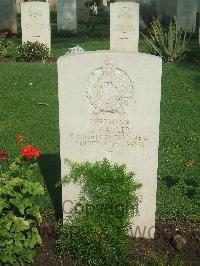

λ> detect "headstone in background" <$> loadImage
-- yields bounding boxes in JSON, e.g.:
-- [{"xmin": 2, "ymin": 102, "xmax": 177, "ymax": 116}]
[
  {"xmin": 0, "ymin": 0, "xmax": 17, "ymax": 34},
  {"xmin": 77, "ymin": 0, "xmax": 90, "ymax": 23},
  {"xmin": 103, "ymin": 0, "xmax": 108, "ymax": 7},
  {"xmin": 133, "ymin": 0, "xmax": 198, "ymax": 32},
  {"xmin": 16, "ymin": 0, "xmax": 24, "ymax": 14},
  {"xmin": 177, "ymin": 0, "xmax": 197, "ymax": 33},
  {"xmin": 57, "ymin": 0, "xmax": 77, "ymax": 31},
  {"xmin": 110, "ymin": 2, "xmax": 139, "ymax": 52},
  {"xmin": 58, "ymin": 51, "xmax": 162, "ymax": 239},
  {"xmin": 21, "ymin": 2, "xmax": 51, "ymax": 50},
  {"xmin": 48, "ymin": 0, "xmax": 57, "ymax": 12}
]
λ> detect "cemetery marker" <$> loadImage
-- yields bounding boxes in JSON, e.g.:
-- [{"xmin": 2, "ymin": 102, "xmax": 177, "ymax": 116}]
[
  {"xmin": 58, "ymin": 2, "xmax": 162, "ymax": 239},
  {"xmin": 21, "ymin": 2, "xmax": 51, "ymax": 49},
  {"xmin": 110, "ymin": 2, "xmax": 139, "ymax": 52}
]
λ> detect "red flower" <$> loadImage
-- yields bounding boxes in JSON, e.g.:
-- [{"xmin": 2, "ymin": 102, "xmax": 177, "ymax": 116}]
[
  {"xmin": 2, "ymin": 31, "xmax": 9, "ymax": 37},
  {"xmin": 0, "ymin": 149, "xmax": 8, "ymax": 162},
  {"xmin": 16, "ymin": 133, "xmax": 25, "ymax": 142},
  {"xmin": 21, "ymin": 145, "xmax": 40, "ymax": 159},
  {"xmin": 12, "ymin": 35, "xmax": 16, "ymax": 40}
]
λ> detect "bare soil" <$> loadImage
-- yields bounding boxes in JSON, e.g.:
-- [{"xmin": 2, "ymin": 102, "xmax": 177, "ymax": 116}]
[
  {"xmin": 32, "ymin": 218, "xmax": 200, "ymax": 266},
  {"xmin": 131, "ymin": 220, "xmax": 200, "ymax": 265}
]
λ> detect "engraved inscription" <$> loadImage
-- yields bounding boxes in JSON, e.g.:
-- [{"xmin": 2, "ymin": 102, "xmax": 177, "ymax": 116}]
[
  {"xmin": 119, "ymin": 6, "xmax": 133, "ymax": 19},
  {"xmin": 120, "ymin": 32, "xmax": 129, "ymax": 49},
  {"xmin": 70, "ymin": 63, "xmax": 146, "ymax": 149},
  {"xmin": 86, "ymin": 63, "xmax": 133, "ymax": 113},
  {"xmin": 117, "ymin": 7, "xmax": 135, "ymax": 31},
  {"xmin": 69, "ymin": 114, "xmax": 147, "ymax": 147},
  {"xmin": 63, "ymin": 18, "xmax": 74, "ymax": 28},
  {"xmin": 29, "ymin": 6, "xmax": 42, "ymax": 18}
]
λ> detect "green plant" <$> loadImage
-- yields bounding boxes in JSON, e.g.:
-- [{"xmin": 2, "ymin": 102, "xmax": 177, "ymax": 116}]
[
  {"xmin": 142, "ymin": 18, "xmax": 188, "ymax": 62},
  {"xmin": 16, "ymin": 41, "xmax": 50, "ymax": 62},
  {"xmin": 57, "ymin": 159, "xmax": 141, "ymax": 265},
  {"xmin": 0, "ymin": 148, "xmax": 44, "ymax": 265},
  {"xmin": 0, "ymin": 32, "xmax": 13, "ymax": 58}
]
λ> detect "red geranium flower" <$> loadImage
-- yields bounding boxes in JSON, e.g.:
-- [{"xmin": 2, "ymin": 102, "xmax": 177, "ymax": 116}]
[
  {"xmin": 2, "ymin": 31, "xmax": 9, "ymax": 37},
  {"xmin": 0, "ymin": 148, "xmax": 8, "ymax": 162},
  {"xmin": 16, "ymin": 133, "xmax": 25, "ymax": 142},
  {"xmin": 21, "ymin": 145, "xmax": 40, "ymax": 159}
]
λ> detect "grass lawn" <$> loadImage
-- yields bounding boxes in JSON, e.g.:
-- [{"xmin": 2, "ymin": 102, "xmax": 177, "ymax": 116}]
[{"xmin": 0, "ymin": 38, "xmax": 200, "ymax": 222}]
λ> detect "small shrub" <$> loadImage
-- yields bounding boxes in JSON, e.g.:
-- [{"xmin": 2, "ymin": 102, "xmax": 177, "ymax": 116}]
[
  {"xmin": 0, "ymin": 31, "xmax": 13, "ymax": 58},
  {"xmin": 0, "ymin": 145, "xmax": 44, "ymax": 265},
  {"xmin": 57, "ymin": 159, "xmax": 141, "ymax": 265},
  {"xmin": 16, "ymin": 41, "xmax": 50, "ymax": 62},
  {"xmin": 142, "ymin": 18, "xmax": 189, "ymax": 62}
]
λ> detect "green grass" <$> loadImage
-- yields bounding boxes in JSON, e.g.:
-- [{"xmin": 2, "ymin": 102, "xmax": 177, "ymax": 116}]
[
  {"xmin": 0, "ymin": 62, "xmax": 61, "ymax": 216},
  {"xmin": 0, "ymin": 39, "xmax": 200, "ymax": 221},
  {"xmin": 157, "ymin": 62, "xmax": 200, "ymax": 220},
  {"xmin": 7, "ymin": 38, "xmax": 109, "ymax": 58},
  {"xmin": 51, "ymin": 38, "xmax": 109, "ymax": 57}
]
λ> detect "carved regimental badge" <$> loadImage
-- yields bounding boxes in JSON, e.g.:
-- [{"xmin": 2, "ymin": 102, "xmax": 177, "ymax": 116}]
[
  {"xmin": 86, "ymin": 63, "xmax": 133, "ymax": 113},
  {"xmin": 119, "ymin": 7, "xmax": 133, "ymax": 19}
]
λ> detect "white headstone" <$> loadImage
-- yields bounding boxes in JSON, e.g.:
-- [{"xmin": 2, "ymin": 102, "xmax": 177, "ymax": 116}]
[
  {"xmin": 58, "ymin": 51, "xmax": 162, "ymax": 239},
  {"xmin": 77, "ymin": 0, "xmax": 89, "ymax": 23},
  {"xmin": 0, "ymin": 0, "xmax": 17, "ymax": 34},
  {"xmin": 57, "ymin": 0, "xmax": 77, "ymax": 31},
  {"xmin": 110, "ymin": 2, "xmax": 139, "ymax": 52},
  {"xmin": 21, "ymin": 2, "xmax": 51, "ymax": 50},
  {"xmin": 177, "ymin": 0, "xmax": 197, "ymax": 33}
]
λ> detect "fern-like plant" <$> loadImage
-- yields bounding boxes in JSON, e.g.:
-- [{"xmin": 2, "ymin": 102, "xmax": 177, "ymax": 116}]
[
  {"xmin": 58, "ymin": 159, "xmax": 141, "ymax": 265},
  {"xmin": 142, "ymin": 18, "xmax": 188, "ymax": 62}
]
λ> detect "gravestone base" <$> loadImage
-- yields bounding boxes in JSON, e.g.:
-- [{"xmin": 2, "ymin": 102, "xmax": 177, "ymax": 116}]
[{"xmin": 58, "ymin": 51, "xmax": 162, "ymax": 239}]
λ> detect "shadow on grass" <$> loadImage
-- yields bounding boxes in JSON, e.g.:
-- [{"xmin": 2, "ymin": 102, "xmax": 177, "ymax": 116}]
[
  {"xmin": 51, "ymin": 20, "xmax": 109, "ymax": 39},
  {"xmin": 163, "ymin": 175, "xmax": 179, "ymax": 188},
  {"xmin": 39, "ymin": 153, "xmax": 62, "ymax": 220},
  {"xmin": 184, "ymin": 38, "xmax": 200, "ymax": 64}
]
